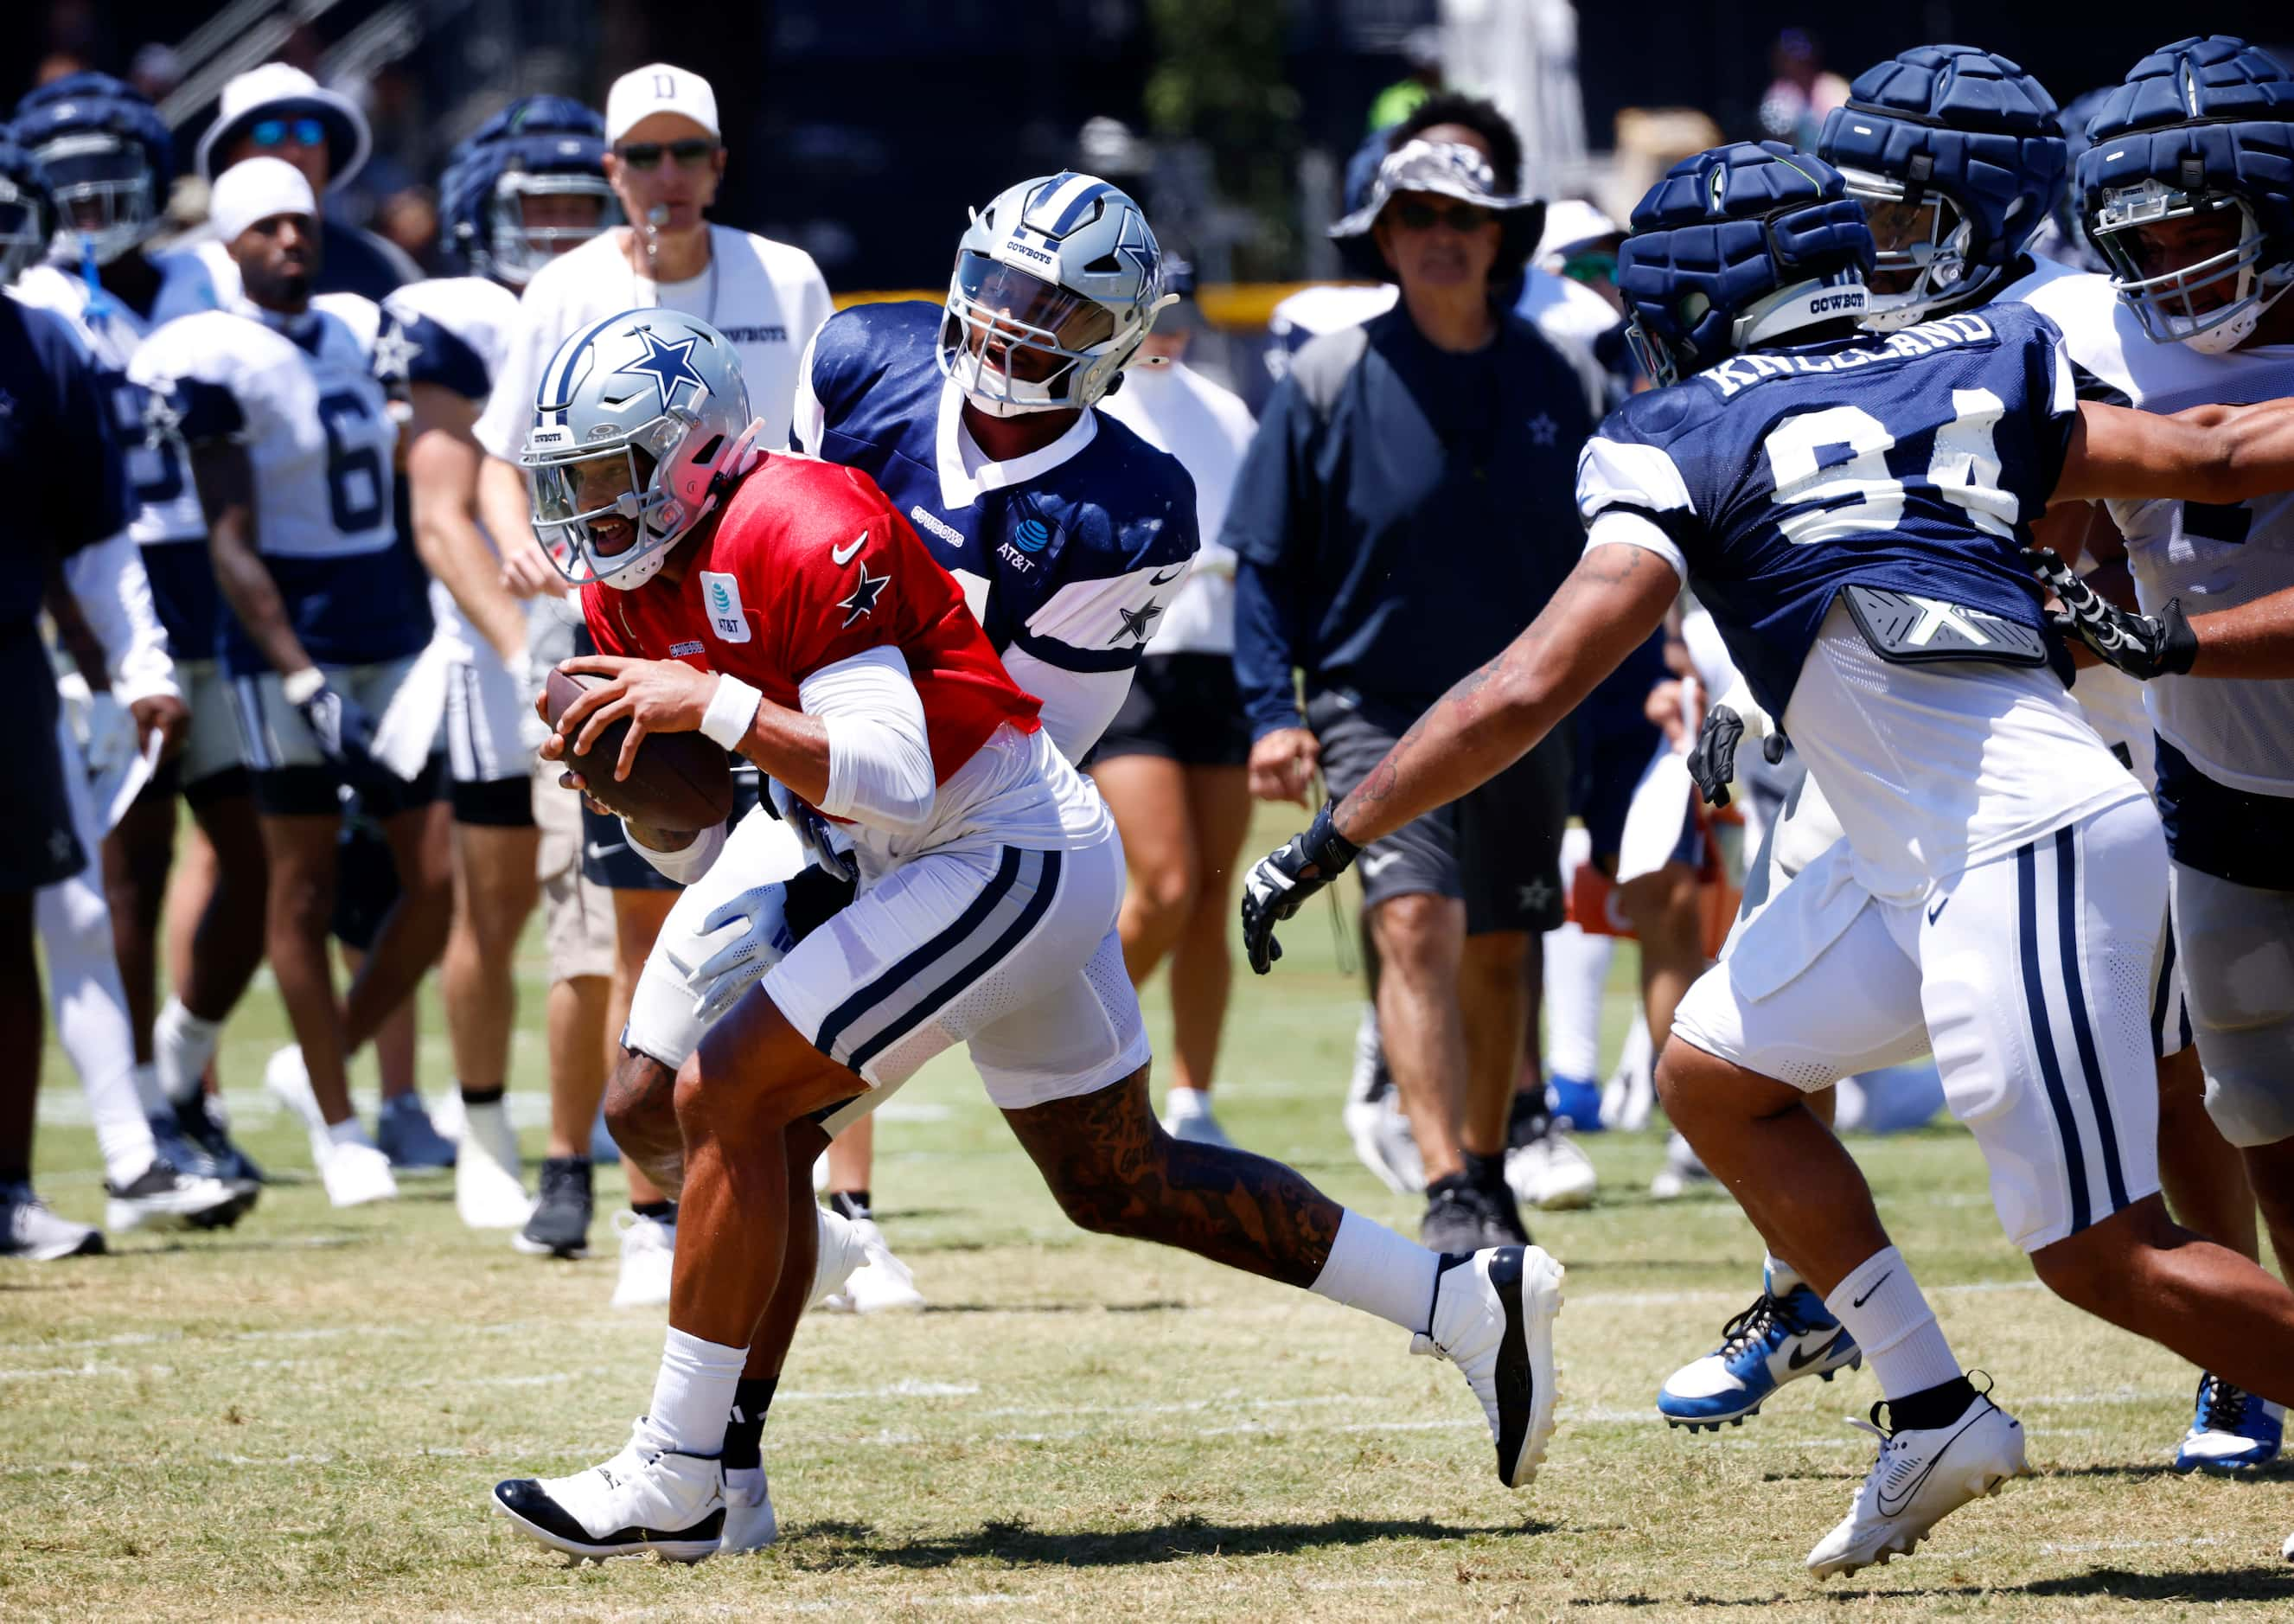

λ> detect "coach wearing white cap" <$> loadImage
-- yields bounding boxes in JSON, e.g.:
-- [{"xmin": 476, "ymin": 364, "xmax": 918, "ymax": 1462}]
[
  {"xmin": 187, "ymin": 61, "xmax": 419, "ymax": 302},
  {"xmin": 472, "ymin": 61, "xmax": 832, "ymax": 1301}
]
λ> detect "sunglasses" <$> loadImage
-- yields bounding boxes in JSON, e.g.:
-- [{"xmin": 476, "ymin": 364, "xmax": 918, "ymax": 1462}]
[
  {"xmin": 250, "ymin": 117, "xmax": 327, "ymax": 150},
  {"xmin": 1393, "ymin": 199, "xmax": 1492, "ymax": 233},
  {"xmin": 615, "ymin": 139, "xmax": 718, "ymax": 171}
]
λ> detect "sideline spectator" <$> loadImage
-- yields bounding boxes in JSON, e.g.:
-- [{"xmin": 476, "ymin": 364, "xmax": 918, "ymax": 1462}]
[{"xmin": 1230, "ymin": 100, "xmax": 1588, "ymax": 1252}]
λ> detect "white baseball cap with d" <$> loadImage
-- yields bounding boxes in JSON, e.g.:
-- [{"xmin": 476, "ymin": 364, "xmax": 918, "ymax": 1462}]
[{"xmin": 605, "ymin": 64, "xmax": 719, "ymax": 144}]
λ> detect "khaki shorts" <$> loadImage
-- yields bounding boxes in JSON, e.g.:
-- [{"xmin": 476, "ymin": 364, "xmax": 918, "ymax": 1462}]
[{"xmin": 534, "ymin": 764, "xmax": 614, "ymax": 985}]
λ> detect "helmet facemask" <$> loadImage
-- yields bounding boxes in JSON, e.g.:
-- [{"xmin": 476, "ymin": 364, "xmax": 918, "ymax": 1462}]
[
  {"xmin": 484, "ymin": 169, "xmax": 620, "ymax": 287},
  {"xmin": 1839, "ymin": 167, "xmax": 1999, "ymax": 329},
  {"xmin": 938, "ymin": 248, "xmax": 1126, "ymax": 416},
  {"xmin": 32, "ymin": 131, "xmax": 151, "ymax": 265},
  {"xmin": 525, "ymin": 416, "xmax": 700, "ymax": 591},
  {"xmin": 2092, "ymin": 177, "xmax": 2293, "ymax": 355},
  {"xmin": 0, "ymin": 174, "xmax": 50, "ymax": 284}
]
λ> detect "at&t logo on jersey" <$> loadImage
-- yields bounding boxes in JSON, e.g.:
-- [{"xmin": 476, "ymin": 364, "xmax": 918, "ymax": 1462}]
[
  {"xmin": 1013, "ymin": 517, "xmax": 1053, "ymax": 553},
  {"xmin": 699, "ymin": 570, "xmax": 752, "ymax": 643}
]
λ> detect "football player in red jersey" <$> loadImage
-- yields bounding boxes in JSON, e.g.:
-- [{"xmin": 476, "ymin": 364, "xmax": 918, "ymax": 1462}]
[{"xmin": 486, "ymin": 310, "xmax": 1562, "ymax": 1563}]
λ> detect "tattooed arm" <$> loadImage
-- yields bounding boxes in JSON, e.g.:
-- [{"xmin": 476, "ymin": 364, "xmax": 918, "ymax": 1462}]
[{"xmin": 1331, "ymin": 542, "xmax": 1679, "ymax": 846}]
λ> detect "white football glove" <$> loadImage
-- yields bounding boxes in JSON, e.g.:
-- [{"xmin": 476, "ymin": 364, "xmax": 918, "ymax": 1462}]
[{"xmin": 691, "ymin": 880, "xmax": 798, "ymax": 1028}]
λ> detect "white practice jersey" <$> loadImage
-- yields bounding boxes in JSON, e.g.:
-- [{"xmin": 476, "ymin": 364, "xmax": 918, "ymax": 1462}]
[
  {"xmin": 477, "ymin": 225, "xmax": 832, "ymax": 462},
  {"xmin": 130, "ymin": 294, "xmax": 422, "ymax": 673},
  {"xmin": 2010, "ymin": 260, "xmax": 2294, "ymax": 796},
  {"xmin": 1095, "ymin": 357, "xmax": 1255, "ymax": 656}
]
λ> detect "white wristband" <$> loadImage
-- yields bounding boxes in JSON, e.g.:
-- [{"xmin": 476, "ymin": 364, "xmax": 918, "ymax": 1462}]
[
  {"xmin": 281, "ymin": 667, "xmax": 326, "ymax": 706},
  {"xmin": 699, "ymin": 674, "xmax": 763, "ymax": 750}
]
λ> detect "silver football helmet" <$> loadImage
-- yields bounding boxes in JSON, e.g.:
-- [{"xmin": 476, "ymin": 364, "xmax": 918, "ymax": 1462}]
[
  {"xmin": 520, "ymin": 309, "xmax": 757, "ymax": 591},
  {"xmin": 938, "ymin": 171, "xmax": 1175, "ymax": 416}
]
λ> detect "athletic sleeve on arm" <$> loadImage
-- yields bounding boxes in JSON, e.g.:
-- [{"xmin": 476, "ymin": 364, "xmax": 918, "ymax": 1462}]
[
  {"xmin": 1575, "ymin": 432, "xmax": 1697, "ymax": 581},
  {"xmin": 798, "ymin": 645, "xmax": 934, "ymax": 832},
  {"xmin": 65, "ymin": 533, "xmax": 178, "ymax": 703},
  {"xmin": 1584, "ymin": 512, "xmax": 1687, "ymax": 581},
  {"xmin": 999, "ymin": 643, "xmax": 1129, "ymax": 764}
]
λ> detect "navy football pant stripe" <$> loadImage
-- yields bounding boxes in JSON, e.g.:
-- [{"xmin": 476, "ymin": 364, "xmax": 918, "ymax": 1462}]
[
  {"xmin": 2053, "ymin": 825, "xmax": 2130, "ymax": 1213},
  {"xmin": 814, "ymin": 845, "xmax": 1026, "ymax": 1059},
  {"xmin": 849, "ymin": 848, "xmax": 1064, "ymax": 1074},
  {"xmin": 2017, "ymin": 840, "xmax": 2093, "ymax": 1236}
]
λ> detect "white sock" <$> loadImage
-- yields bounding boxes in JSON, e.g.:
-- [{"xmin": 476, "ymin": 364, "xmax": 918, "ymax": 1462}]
[
  {"xmin": 131, "ymin": 1062, "xmax": 169, "ymax": 1118},
  {"xmin": 1163, "ymin": 1086, "xmax": 1212, "ymax": 1122},
  {"xmin": 156, "ymin": 998, "xmax": 223, "ymax": 1106},
  {"xmin": 1763, "ymin": 1251, "xmax": 1805, "ymax": 1298},
  {"xmin": 36, "ymin": 872, "xmax": 156, "ymax": 1185},
  {"xmin": 724, "ymin": 1465, "xmax": 768, "ymax": 1507},
  {"xmin": 1825, "ymin": 1246, "xmax": 1960, "ymax": 1401},
  {"xmin": 646, "ymin": 1327, "xmax": 747, "ymax": 1457},
  {"xmin": 462, "ymin": 1097, "xmax": 514, "ymax": 1162},
  {"xmin": 324, "ymin": 1117, "xmax": 373, "ymax": 1150},
  {"xmin": 1541, "ymin": 922, "xmax": 1611, "ymax": 1082},
  {"xmin": 810, "ymin": 1203, "xmax": 866, "ymax": 1304},
  {"xmin": 1309, "ymin": 1209, "xmax": 1442, "ymax": 1333}
]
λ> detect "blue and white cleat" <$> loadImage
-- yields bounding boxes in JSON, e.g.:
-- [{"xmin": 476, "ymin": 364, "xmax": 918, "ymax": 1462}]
[
  {"xmin": 1659, "ymin": 1280, "xmax": 1861, "ymax": 1431},
  {"xmin": 2175, "ymin": 1373, "xmax": 2284, "ymax": 1473}
]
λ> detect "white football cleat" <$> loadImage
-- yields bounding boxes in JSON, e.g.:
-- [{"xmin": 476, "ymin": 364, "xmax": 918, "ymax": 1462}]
[
  {"xmin": 610, "ymin": 1208, "xmax": 675, "ymax": 1309},
  {"xmin": 316, "ymin": 1134, "xmax": 399, "ymax": 1209},
  {"xmin": 2283, "ymin": 1528, "xmax": 2293, "ymax": 1563},
  {"xmin": 455, "ymin": 1103, "xmax": 533, "ymax": 1231},
  {"xmin": 1413, "ymin": 1245, "xmax": 1565, "ymax": 1488},
  {"xmin": 720, "ymin": 1473, "xmax": 778, "ymax": 1555},
  {"xmin": 263, "ymin": 1045, "xmax": 323, "ymax": 1133},
  {"xmin": 104, "ymin": 1160, "xmax": 248, "ymax": 1232},
  {"xmin": 0, "ymin": 1185, "xmax": 105, "ymax": 1259},
  {"xmin": 822, "ymin": 1218, "xmax": 925, "ymax": 1314},
  {"xmin": 1505, "ymin": 1131, "xmax": 1597, "ymax": 1212},
  {"xmin": 491, "ymin": 1419, "xmax": 724, "ymax": 1563},
  {"xmin": 1806, "ymin": 1392, "xmax": 2028, "ymax": 1578}
]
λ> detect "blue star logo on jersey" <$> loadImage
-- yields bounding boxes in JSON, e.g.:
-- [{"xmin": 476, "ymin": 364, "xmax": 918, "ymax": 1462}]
[
  {"xmin": 838, "ymin": 559, "xmax": 888, "ymax": 626},
  {"xmin": 611, "ymin": 325, "xmax": 708, "ymax": 412},
  {"xmin": 1111, "ymin": 599, "xmax": 1162, "ymax": 646},
  {"xmin": 138, "ymin": 387, "xmax": 182, "ymax": 448}
]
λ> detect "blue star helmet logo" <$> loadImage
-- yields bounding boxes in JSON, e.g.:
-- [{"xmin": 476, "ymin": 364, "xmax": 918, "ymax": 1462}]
[
  {"xmin": 1114, "ymin": 212, "xmax": 1157, "ymax": 297},
  {"xmin": 610, "ymin": 324, "xmax": 708, "ymax": 413}
]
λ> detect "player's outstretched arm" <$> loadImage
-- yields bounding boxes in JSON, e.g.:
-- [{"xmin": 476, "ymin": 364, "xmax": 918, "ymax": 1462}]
[
  {"xmin": 1332, "ymin": 542, "xmax": 1678, "ymax": 847},
  {"xmin": 2056, "ymin": 396, "xmax": 2294, "ymax": 507},
  {"xmin": 1241, "ymin": 540, "xmax": 1677, "ymax": 973}
]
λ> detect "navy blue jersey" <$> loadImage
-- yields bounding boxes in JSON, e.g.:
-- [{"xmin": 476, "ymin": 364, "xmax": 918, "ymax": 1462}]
[
  {"xmin": 0, "ymin": 298, "xmax": 130, "ymax": 630},
  {"xmin": 792, "ymin": 299, "xmax": 1198, "ymax": 761},
  {"xmin": 1578, "ymin": 304, "xmax": 2079, "ymax": 721}
]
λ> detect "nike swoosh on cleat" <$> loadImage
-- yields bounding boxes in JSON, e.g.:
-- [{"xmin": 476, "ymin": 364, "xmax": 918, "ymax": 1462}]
[
  {"xmin": 1851, "ymin": 1270, "xmax": 1894, "ymax": 1309},
  {"xmin": 1788, "ymin": 1333, "xmax": 1847, "ymax": 1371},
  {"xmin": 1874, "ymin": 1403, "xmax": 1990, "ymax": 1519}
]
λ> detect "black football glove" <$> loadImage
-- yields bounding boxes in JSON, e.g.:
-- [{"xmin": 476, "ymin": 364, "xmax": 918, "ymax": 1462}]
[
  {"xmin": 2024, "ymin": 546, "xmax": 2198, "ymax": 681},
  {"xmin": 294, "ymin": 680, "xmax": 385, "ymax": 777},
  {"xmin": 1686, "ymin": 705, "xmax": 1745, "ymax": 808},
  {"xmin": 1240, "ymin": 802, "xmax": 1360, "ymax": 975}
]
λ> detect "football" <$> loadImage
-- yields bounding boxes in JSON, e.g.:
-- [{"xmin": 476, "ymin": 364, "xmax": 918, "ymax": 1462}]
[{"xmin": 541, "ymin": 667, "xmax": 737, "ymax": 832}]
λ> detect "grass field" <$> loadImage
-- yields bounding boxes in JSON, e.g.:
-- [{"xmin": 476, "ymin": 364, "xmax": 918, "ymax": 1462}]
[{"xmin": 7, "ymin": 809, "xmax": 2293, "ymax": 1621}]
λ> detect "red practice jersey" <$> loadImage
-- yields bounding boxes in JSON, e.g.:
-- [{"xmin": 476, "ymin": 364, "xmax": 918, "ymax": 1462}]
[{"xmin": 583, "ymin": 453, "xmax": 1041, "ymax": 783}]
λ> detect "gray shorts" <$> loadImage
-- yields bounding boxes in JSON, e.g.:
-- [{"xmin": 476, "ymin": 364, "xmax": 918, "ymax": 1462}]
[{"xmin": 1309, "ymin": 688, "xmax": 1569, "ymax": 936}]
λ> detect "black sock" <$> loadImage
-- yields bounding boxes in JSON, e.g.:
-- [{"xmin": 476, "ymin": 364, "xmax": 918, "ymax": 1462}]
[
  {"xmin": 1462, "ymin": 1151, "xmax": 1508, "ymax": 1193},
  {"xmin": 631, "ymin": 1199, "xmax": 676, "ymax": 1222},
  {"xmin": 1426, "ymin": 1171, "xmax": 1470, "ymax": 1202},
  {"xmin": 1507, "ymin": 1090, "xmax": 1550, "ymax": 1148},
  {"xmin": 1888, "ymin": 1375, "xmax": 1978, "ymax": 1432},
  {"xmin": 458, "ymin": 1083, "xmax": 505, "ymax": 1108},
  {"xmin": 828, "ymin": 1189, "xmax": 872, "ymax": 1222},
  {"xmin": 723, "ymin": 1376, "xmax": 778, "ymax": 1470}
]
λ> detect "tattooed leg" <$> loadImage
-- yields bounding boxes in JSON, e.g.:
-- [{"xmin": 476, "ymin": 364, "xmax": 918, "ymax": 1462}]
[{"xmin": 1001, "ymin": 1067, "xmax": 1343, "ymax": 1286}]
